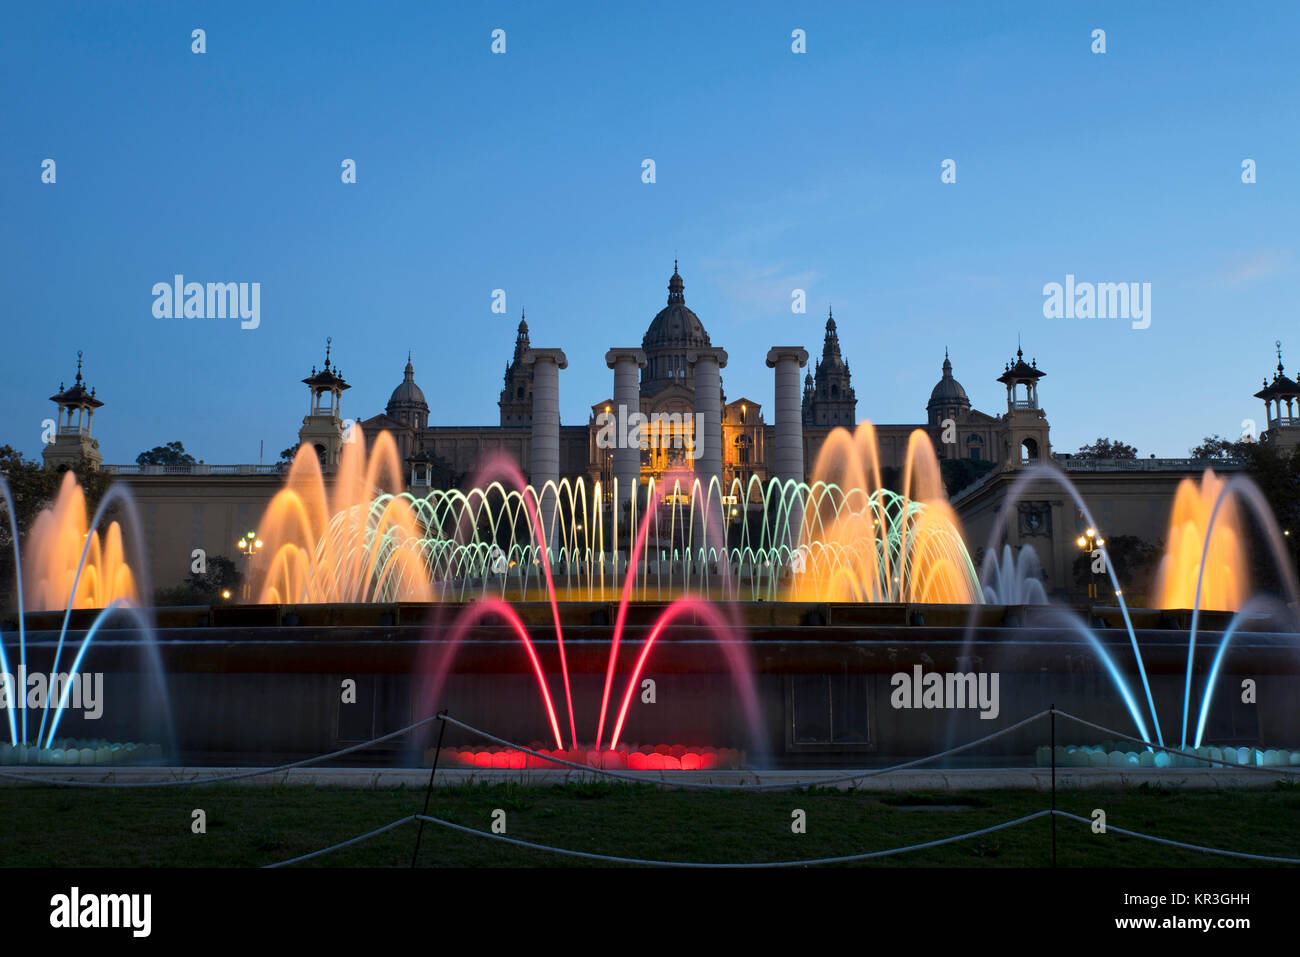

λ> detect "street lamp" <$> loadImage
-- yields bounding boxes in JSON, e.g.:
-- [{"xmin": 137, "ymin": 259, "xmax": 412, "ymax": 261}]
[
  {"xmin": 236, "ymin": 530, "xmax": 263, "ymax": 601},
  {"xmin": 1076, "ymin": 527, "xmax": 1105, "ymax": 600}
]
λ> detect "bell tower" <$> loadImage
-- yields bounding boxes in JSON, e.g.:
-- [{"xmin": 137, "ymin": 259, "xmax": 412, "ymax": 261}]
[
  {"xmin": 804, "ymin": 309, "xmax": 857, "ymax": 427},
  {"xmin": 499, "ymin": 312, "xmax": 534, "ymax": 427},
  {"xmin": 996, "ymin": 345, "xmax": 1051, "ymax": 467},
  {"xmin": 1254, "ymin": 340, "xmax": 1300, "ymax": 451},
  {"xmin": 298, "ymin": 337, "xmax": 351, "ymax": 470},
  {"xmin": 43, "ymin": 351, "xmax": 104, "ymax": 470}
]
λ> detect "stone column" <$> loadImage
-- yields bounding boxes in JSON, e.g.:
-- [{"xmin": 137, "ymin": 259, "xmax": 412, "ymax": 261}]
[
  {"xmin": 687, "ymin": 348, "xmax": 728, "ymax": 563},
  {"xmin": 765, "ymin": 347, "xmax": 809, "ymax": 486},
  {"xmin": 524, "ymin": 348, "xmax": 567, "ymax": 558},
  {"xmin": 604, "ymin": 349, "xmax": 647, "ymax": 517},
  {"xmin": 767, "ymin": 346, "xmax": 810, "ymax": 554}
]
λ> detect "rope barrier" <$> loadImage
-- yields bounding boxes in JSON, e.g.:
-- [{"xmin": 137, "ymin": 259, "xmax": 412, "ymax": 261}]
[
  {"xmin": 2, "ymin": 706, "xmax": 1294, "ymax": 791},
  {"xmin": 0, "ymin": 714, "xmax": 444, "ymax": 788},
  {"xmin": 265, "ymin": 810, "xmax": 1053, "ymax": 868},
  {"xmin": 1, "ymin": 703, "xmax": 1290, "ymax": 868},
  {"xmin": 1050, "ymin": 810, "xmax": 1300, "ymax": 864},
  {"xmin": 264, "ymin": 808, "xmax": 1300, "ymax": 868},
  {"xmin": 264, "ymin": 815, "xmax": 418, "ymax": 868}
]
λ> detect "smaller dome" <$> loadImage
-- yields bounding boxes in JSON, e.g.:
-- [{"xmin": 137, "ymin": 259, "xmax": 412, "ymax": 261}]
[
  {"xmin": 927, "ymin": 350, "xmax": 970, "ymax": 411},
  {"xmin": 388, "ymin": 354, "xmax": 428, "ymax": 410}
]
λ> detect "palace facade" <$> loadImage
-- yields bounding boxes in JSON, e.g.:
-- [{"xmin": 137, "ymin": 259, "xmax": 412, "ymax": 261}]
[
  {"xmin": 341, "ymin": 264, "xmax": 1049, "ymax": 495},
  {"xmin": 38, "ymin": 265, "xmax": 1289, "ymax": 599}
]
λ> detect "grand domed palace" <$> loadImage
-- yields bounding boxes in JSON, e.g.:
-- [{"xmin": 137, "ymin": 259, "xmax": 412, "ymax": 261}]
[
  {"xmin": 343, "ymin": 264, "xmax": 1048, "ymax": 496},
  {"xmin": 44, "ymin": 263, "xmax": 1278, "ymax": 599}
]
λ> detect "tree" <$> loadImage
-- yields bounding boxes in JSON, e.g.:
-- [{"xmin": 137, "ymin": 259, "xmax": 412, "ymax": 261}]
[
  {"xmin": 155, "ymin": 554, "xmax": 243, "ymax": 606},
  {"xmin": 1074, "ymin": 437, "xmax": 1138, "ymax": 460},
  {"xmin": 1190, "ymin": 434, "xmax": 1252, "ymax": 460},
  {"xmin": 1232, "ymin": 442, "xmax": 1300, "ymax": 594},
  {"xmin": 135, "ymin": 441, "xmax": 196, "ymax": 466},
  {"xmin": 279, "ymin": 445, "xmax": 299, "ymax": 464}
]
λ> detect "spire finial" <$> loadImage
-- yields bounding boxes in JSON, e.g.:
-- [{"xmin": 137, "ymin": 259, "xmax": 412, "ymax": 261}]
[
  {"xmin": 667, "ymin": 262, "xmax": 685, "ymax": 304},
  {"xmin": 75, "ymin": 350, "xmax": 83, "ymax": 385},
  {"xmin": 1277, "ymin": 339, "xmax": 1285, "ymax": 376},
  {"xmin": 325, "ymin": 336, "xmax": 332, "ymax": 369}
]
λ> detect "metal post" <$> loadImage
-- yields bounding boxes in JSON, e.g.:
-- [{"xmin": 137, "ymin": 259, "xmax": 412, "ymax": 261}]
[
  {"xmin": 411, "ymin": 711, "xmax": 448, "ymax": 867},
  {"xmin": 1045, "ymin": 702, "xmax": 1055, "ymax": 868}
]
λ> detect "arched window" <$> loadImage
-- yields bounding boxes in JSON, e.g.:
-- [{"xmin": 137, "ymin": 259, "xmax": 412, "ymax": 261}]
[{"xmin": 1020, "ymin": 437, "xmax": 1039, "ymax": 463}]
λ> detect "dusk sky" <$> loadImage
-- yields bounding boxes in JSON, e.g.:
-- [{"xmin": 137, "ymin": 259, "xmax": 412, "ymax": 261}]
[{"xmin": 3, "ymin": 1, "xmax": 1297, "ymax": 464}]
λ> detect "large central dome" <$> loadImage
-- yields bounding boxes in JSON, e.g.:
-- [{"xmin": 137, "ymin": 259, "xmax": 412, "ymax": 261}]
[
  {"xmin": 641, "ymin": 264, "xmax": 711, "ymax": 397},
  {"xmin": 642, "ymin": 264, "xmax": 711, "ymax": 352}
]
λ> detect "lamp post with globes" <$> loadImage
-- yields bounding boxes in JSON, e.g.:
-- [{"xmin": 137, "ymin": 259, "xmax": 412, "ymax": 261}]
[
  {"xmin": 1076, "ymin": 527, "xmax": 1105, "ymax": 600},
  {"xmin": 236, "ymin": 530, "xmax": 263, "ymax": 601}
]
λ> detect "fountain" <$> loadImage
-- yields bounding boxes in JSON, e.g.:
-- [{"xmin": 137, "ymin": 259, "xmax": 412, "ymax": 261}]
[
  {"xmin": 250, "ymin": 423, "xmax": 981, "ymax": 607},
  {"xmin": 791, "ymin": 424, "xmax": 981, "ymax": 603},
  {"xmin": 4, "ymin": 423, "xmax": 1296, "ymax": 775},
  {"xmin": 0, "ymin": 474, "xmax": 171, "ymax": 763},
  {"xmin": 967, "ymin": 462, "xmax": 1297, "ymax": 764},
  {"xmin": 1153, "ymin": 469, "xmax": 1249, "ymax": 612},
  {"xmin": 980, "ymin": 544, "xmax": 1047, "ymax": 605},
  {"xmin": 23, "ymin": 471, "xmax": 137, "ymax": 612},
  {"xmin": 255, "ymin": 431, "xmax": 432, "ymax": 603}
]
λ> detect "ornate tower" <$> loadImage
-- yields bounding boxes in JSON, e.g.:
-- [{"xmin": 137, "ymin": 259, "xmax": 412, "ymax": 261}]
[
  {"xmin": 805, "ymin": 309, "xmax": 856, "ymax": 427},
  {"xmin": 926, "ymin": 349, "xmax": 971, "ymax": 427},
  {"xmin": 43, "ymin": 351, "xmax": 104, "ymax": 470},
  {"xmin": 1254, "ymin": 340, "xmax": 1300, "ymax": 451},
  {"xmin": 499, "ymin": 313, "xmax": 533, "ymax": 427},
  {"xmin": 387, "ymin": 353, "xmax": 428, "ymax": 431},
  {"xmin": 384, "ymin": 352, "xmax": 428, "ymax": 460},
  {"xmin": 996, "ymin": 345, "xmax": 1051, "ymax": 466},
  {"xmin": 298, "ymin": 338, "xmax": 350, "ymax": 470},
  {"xmin": 925, "ymin": 349, "xmax": 974, "ymax": 461},
  {"xmin": 640, "ymin": 262, "xmax": 713, "ymax": 398}
]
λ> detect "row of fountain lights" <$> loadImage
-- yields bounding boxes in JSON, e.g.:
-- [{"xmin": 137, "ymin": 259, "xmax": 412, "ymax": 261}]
[{"xmin": 224, "ymin": 523, "xmax": 1156, "ymax": 604}]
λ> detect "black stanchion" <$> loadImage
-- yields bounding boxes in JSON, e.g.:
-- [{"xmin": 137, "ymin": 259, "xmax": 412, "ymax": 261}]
[
  {"xmin": 1050, "ymin": 703, "xmax": 1057, "ymax": 868},
  {"xmin": 411, "ymin": 710, "xmax": 448, "ymax": 868}
]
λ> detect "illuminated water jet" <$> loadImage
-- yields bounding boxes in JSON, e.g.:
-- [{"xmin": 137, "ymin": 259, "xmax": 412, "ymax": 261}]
[{"xmin": 1154, "ymin": 469, "xmax": 1249, "ymax": 612}]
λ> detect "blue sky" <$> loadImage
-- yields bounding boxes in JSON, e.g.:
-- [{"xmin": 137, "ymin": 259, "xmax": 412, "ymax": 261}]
[{"xmin": 2, "ymin": 1, "xmax": 1297, "ymax": 464}]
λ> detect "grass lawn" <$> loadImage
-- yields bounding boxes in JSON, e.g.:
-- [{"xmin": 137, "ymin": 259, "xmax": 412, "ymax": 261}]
[{"xmin": 1, "ymin": 781, "xmax": 1297, "ymax": 868}]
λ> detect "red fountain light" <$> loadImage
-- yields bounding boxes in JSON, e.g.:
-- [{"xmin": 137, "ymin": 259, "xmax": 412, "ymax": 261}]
[{"xmin": 421, "ymin": 456, "xmax": 761, "ymax": 768}]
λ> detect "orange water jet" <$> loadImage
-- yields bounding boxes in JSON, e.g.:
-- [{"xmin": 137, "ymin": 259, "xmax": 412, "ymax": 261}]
[
  {"xmin": 1153, "ymin": 469, "xmax": 1249, "ymax": 612},
  {"xmin": 791, "ymin": 422, "xmax": 980, "ymax": 603},
  {"xmin": 255, "ymin": 432, "xmax": 433, "ymax": 603},
  {"xmin": 23, "ymin": 471, "xmax": 137, "ymax": 611}
]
